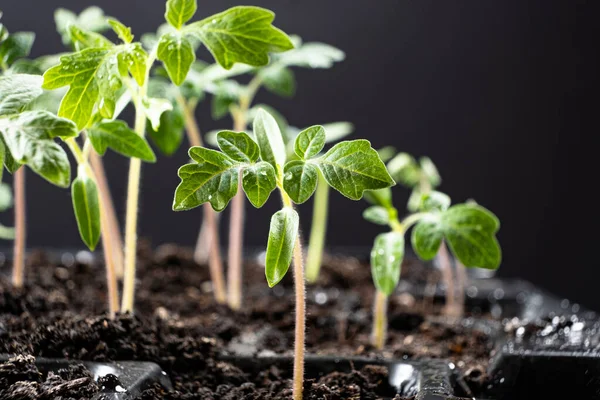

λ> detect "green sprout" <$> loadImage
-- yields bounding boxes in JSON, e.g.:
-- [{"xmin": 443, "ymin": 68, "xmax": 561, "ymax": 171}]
[
  {"xmin": 364, "ymin": 183, "xmax": 501, "ymax": 349},
  {"xmin": 39, "ymin": 0, "xmax": 295, "ymax": 314},
  {"xmin": 173, "ymin": 109, "xmax": 393, "ymax": 399}
]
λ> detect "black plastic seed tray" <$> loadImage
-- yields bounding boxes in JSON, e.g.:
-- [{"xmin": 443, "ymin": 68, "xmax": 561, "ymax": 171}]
[{"xmin": 0, "ymin": 356, "xmax": 172, "ymax": 400}]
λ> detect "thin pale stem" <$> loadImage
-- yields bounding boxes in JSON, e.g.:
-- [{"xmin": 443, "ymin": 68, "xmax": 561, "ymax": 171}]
[
  {"xmin": 121, "ymin": 107, "xmax": 147, "ymax": 313},
  {"xmin": 279, "ymin": 190, "xmax": 305, "ymax": 400},
  {"xmin": 227, "ymin": 174, "xmax": 244, "ymax": 310},
  {"xmin": 292, "ymin": 236, "xmax": 305, "ymax": 400},
  {"xmin": 89, "ymin": 151, "xmax": 124, "ymax": 279},
  {"xmin": 194, "ymin": 216, "xmax": 212, "ymax": 264},
  {"xmin": 12, "ymin": 167, "xmax": 26, "ymax": 288},
  {"xmin": 371, "ymin": 290, "xmax": 388, "ymax": 349},
  {"xmin": 225, "ymin": 104, "xmax": 252, "ymax": 309},
  {"xmin": 454, "ymin": 259, "xmax": 468, "ymax": 318},
  {"xmin": 177, "ymin": 95, "xmax": 203, "ymax": 148},
  {"xmin": 305, "ymin": 173, "xmax": 329, "ymax": 283},
  {"xmin": 204, "ymin": 203, "xmax": 227, "ymax": 303},
  {"xmin": 437, "ymin": 241, "xmax": 456, "ymax": 316},
  {"xmin": 99, "ymin": 190, "xmax": 120, "ymax": 318}
]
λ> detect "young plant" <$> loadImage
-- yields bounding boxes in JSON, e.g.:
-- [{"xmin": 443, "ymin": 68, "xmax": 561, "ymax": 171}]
[
  {"xmin": 0, "ymin": 13, "xmax": 35, "ymax": 288},
  {"xmin": 40, "ymin": 0, "xmax": 294, "ymax": 313},
  {"xmin": 173, "ymin": 109, "xmax": 393, "ymax": 399},
  {"xmin": 383, "ymin": 151, "xmax": 467, "ymax": 315},
  {"xmin": 364, "ymin": 188, "xmax": 501, "ymax": 349}
]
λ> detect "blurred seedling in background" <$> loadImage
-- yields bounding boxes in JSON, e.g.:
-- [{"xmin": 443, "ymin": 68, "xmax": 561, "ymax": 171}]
[
  {"xmin": 370, "ymin": 150, "xmax": 471, "ymax": 315},
  {"xmin": 364, "ymin": 179, "xmax": 501, "ymax": 348}
]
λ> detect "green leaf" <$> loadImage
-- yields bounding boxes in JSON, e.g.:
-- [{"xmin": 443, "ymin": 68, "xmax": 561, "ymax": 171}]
[
  {"xmin": 253, "ymin": 108, "xmax": 286, "ymax": 171},
  {"xmin": 185, "ymin": 6, "xmax": 294, "ymax": 69},
  {"xmin": 259, "ymin": 65, "xmax": 296, "ymax": 97},
  {"xmin": 8, "ymin": 59, "xmax": 42, "ymax": 75},
  {"xmin": 363, "ymin": 206, "xmax": 391, "ymax": 225},
  {"xmin": 0, "ymin": 23, "xmax": 8, "ymax": 43},
  {"xmin": 0, "ymin": 224, "xmax": 15, "ymax": 240},
  {"xmin": 294, "ymin": 125, "xmax": 325, "ymax": 160},
  {"xmin": 282, "ymin": 160, "xmax": 318, "ymax": 204},
  {"xmin": 68, "ymin": 25, "xmax": 112, "ymax": 50},
  {"xmin": 364, "ymin": 187, "xmax": 393, "ymax": 208},
  {"xmin": 248, "ymin": 104, "xmax": 288, "ymax": 135},
  {"xmin": 165, "ymin": 0, "xmax": 197, "ymax": 30},
  {"xmin": 108, "ymin": 18, "xmax": 133, "ymax": 44},
  {"xmin": 157, "ymin": 32, "xmax": 195, "ymax": 86},
  {"xmin": 211, "ymin": 80, "xmax": 242, "ymax": 119},
  {"xmin": 418, "ymin": 190, "xmax": 451, "ymax": 212},
  {"xmin": 55, "ymin": 6, "xmax": 110, "ymax": 46},
  {"xmin": 410, "ymin": 218, "xmax": 444, "ymax": 260},
  {"xmin": 0, "ymin": 74, "xmax": 43, "ymax": 116},
  {"xmin": 377, "ymin": 146, "xmax": 397, "ymax": 163},
  {"xmin": 265, "ymin": 207, "xmax": 299, "ymax": 287},
  {"xmin": 0, "ymin": 32, "xmax": 35, "ymax": 67},
  {"xmin": 276, "ymin": 41, "xmax": 345, "ymax": 69},
  {"xmin": 142, "ymin": 97, "xmax": 173, "ymax": 131},
  {"xmin": 0, "ymin": 110, "xmax": 76, "ymax": 187},
  {"xmin": 370, "ymin": 232, "xmax": 405, "ymax": 296},
  {"xmin": 71, "ymin": 167, "xmax": 101, "ymax": 250},
  {"xmin": 87, "ymin": 120, "xmax": 156, "ymax": 162},
  {"xmin": 407, "ymin": 188, "xmax": 422, "ymax": 213},
  {"xmin": 173, "ymin": 146, "xmax": 239, "ymax": 211},
  {"xmin": 442, "ymin": 204, "xmax": 501, "ymax": 269},
  {"xmin": 1, "ymin": 136, "xmax": 21, "ymax": 174},
  {"xmin": 387, "ymin": 152, "xmax": 421, "ymax": 188},
  {"xmin": 217, "ymin": 131, "xmax": 260, "ymax": 163},
  {"xmin": 147, "ymin": 106, "xmax": 185, "ymax": 156},
  {"xmin": 0, "ymin": 139, "xmax": 5, "ymax": 182},
  {"xmin": 43, "ymin": 44, "xmax": 148, "ymax": 129},
  {"xmin": 321, "ymin": 122, "xmax": 354, "ymax": 143},
  {"xmin": 317, "ymin": 140, "xmax": 395, "ymax": 200},
  {"xmin": 54, "ymin": 8, "xmax": 77, "ymax": 44},
  {"xmin": 420, "ymin": 156, "xmax": 441, "ymax": 187},
  {"xmin": 117, "ymin": 43, "xmax": 148, "ymax": 86},
  {"xmin": 43, "ymin": 48, "xmax": 115, "ymax": 129},
  {"xmin": 242, "ymin": 161, "xmax": 277, "ymax": 207},
  {"xmin": 411, "ymin": 204, "xmax": 501, "ymax": 269},
  {"xmin": 0, "ymin": 182, "xmax": 13, "ymax": 212}
]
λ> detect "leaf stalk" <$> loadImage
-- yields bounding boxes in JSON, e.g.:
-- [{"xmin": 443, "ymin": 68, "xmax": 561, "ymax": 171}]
[
  {"xmin": 371, "ymin": 290, "xmax": 388, "ymax": 349},
  {"xmin": 305, "ymin": 172, "xmax": 329, "ymax": 283},
  {"xmin": 226, "ymin": 76, "xmax": 263, "ymax": 310}
]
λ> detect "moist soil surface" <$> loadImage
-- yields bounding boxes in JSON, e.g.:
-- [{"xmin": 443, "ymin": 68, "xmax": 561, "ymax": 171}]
[{"xmin": 0, "ymin": 243, "xmax": 496, "ymax": 399}]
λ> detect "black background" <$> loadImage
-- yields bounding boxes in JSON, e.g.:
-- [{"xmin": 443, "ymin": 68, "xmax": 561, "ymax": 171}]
[{"xmin": 1, "ymin": 1, "xmax": 598, "ymax": 310}]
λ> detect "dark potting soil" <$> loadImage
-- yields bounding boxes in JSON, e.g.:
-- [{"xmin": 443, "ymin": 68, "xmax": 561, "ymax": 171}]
[
  {"xmin": 0, "ymin": 355, "xmax": 99, "ymax": 399},
  {"xmin": 0, "ymin": 243, "xmax": 493, "ymax": 398}
]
